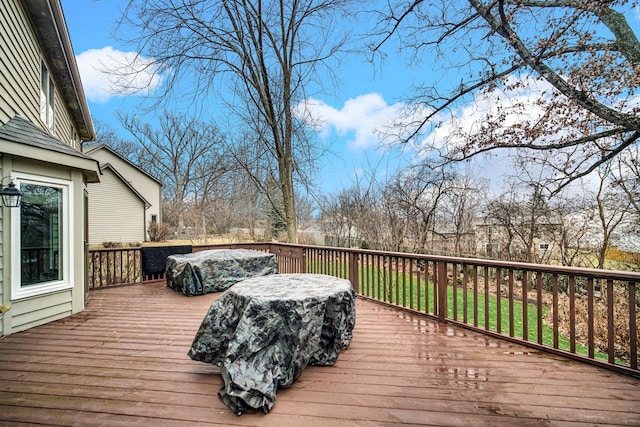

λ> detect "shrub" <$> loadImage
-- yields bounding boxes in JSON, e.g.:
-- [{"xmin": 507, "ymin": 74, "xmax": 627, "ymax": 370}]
[
  {"xmin": 102, "ymin": 241, "xmax": 123, "ymax": 248},
  {"xmin": 148, "ymin": 222, "xmax": 174, "ymax": 242}
]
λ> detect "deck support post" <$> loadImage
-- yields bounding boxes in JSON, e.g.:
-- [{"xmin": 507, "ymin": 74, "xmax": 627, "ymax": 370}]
[
  {"xmin": 349, "ymin": 251, "xmax": 359, "ymax": 294},
  {"xmin": 437, "ymin": 261, "xmax": 447, "ymax": 323}
]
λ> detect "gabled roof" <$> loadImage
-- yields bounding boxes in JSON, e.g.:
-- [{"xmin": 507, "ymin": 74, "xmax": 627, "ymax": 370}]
[
  {"xmin": 0, "ymin": 115, "xmax": 100, "ymax": 182},
  {"xmin": 100, "ymin": 163, "xmax": 151, "ymax": 208},
  {"xmin": 21, "ymin": 0, "xmax": 95, "ymax": 141},
  {"xmin": 84, "ymin": 144, "xmax": 163, "ymax": 185}
]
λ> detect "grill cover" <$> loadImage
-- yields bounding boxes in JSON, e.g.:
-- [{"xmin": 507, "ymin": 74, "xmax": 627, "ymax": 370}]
[{"xmin": 165, "ymin": 249, "xmax": 277, "ymax": 296}]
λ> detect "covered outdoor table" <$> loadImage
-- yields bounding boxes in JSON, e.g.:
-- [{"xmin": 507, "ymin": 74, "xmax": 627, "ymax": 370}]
[
  {"xmin": 165, "ymin": 249, "xmax": 277, "ymax": 296},
  {"xmin": 188, "ymin": 273, "xmax": 356, "ymax": 415}
]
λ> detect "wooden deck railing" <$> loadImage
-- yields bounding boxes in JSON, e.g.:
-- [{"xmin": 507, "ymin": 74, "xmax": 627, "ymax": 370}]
[
  {"xmin": 88, "ymin": 247, "xmax": 143, "ymax": 288},
  {"xmin": 88, "ymin": 242, "xmax": 639, "ymax": 378}
]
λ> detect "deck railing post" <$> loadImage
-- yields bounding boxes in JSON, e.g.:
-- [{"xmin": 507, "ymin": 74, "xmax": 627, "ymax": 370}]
[
  {"xmin": 349, "ymin": 251, "xmax": 359, "ymax": 294},
  {"xmin": 300, "ymin": 248, "xmax": 307, "ymax": 273},
  {"xmin": 437, "ymin": 260, "xmax": 447, "ymax": 322}
]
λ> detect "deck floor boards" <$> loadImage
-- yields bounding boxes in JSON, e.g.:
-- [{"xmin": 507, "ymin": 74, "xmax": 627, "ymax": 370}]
[{"xmin": 0, "ymin": 282, "xmax": 638, "ymax": 426}]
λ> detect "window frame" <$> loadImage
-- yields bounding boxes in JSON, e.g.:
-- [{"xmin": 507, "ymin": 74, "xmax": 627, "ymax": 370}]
[
  {"xmin": 10, "ymin": 173, "xmax": 74, "ymax": 300},
  {"xmin": 40, "ymin": 60, "xmax": 54, "ymax": 131}
]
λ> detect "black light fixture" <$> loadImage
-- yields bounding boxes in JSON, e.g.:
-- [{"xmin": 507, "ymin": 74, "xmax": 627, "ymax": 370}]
[{"xmin": 1, "ymin": 177, "xmax": 23, "ymax": 208}]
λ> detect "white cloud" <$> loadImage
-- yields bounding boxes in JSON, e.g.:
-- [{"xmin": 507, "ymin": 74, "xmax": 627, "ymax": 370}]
[
  {"xmin": 419, "ymin": 75, "xmax": 554, "ymax": 155},
  {"xmin": 414, "ymin": 75, "xmax": 623, "ymax": 195},
  {"xmin": 297, "ymin": 93, "xmax": 412, "ymax": 151},
  {"xmin": 76, "ymin": 47, "xmax": 165, "ymax": 103}
]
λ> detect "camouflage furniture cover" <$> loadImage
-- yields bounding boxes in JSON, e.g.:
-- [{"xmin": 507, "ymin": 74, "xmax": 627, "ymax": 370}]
[
  {"xmin": 165, "ymin": 249, "xmax": 278, "ymax": 296},
  {"xmin": 188, "ymin": 273, "xmax": 356, "ymax": 415}
]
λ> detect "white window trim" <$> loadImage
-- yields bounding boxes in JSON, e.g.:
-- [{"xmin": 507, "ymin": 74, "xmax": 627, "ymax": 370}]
[
  {"xmin": 11, "ymin": 173, "xmax": 74, "ymax": 300},
  {"xmin": 40, "ymin": 60, "xmax": 54, "ymax": 132}
]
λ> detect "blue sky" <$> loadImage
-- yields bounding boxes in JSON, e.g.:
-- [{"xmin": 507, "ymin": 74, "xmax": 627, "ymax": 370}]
[
  {"xmin": 60, "ymin": 1, "xmax": 640, "ymax": 196},
  {"xmin": 60, "ymin": 0, "xmax": 419, "ymax": 194}
]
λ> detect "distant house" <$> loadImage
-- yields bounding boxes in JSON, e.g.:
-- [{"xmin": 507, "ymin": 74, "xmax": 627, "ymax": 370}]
[
  {"xmin": 0, "ymin": 1, "xmax": 100, "ymax": 336},
  {"xmin": 84, "ymin": 144, "xmax": 162, "ymax": 244},
  {"xmin": 474, "ymin": 216, "xmax": 562, "ymax": 263}
]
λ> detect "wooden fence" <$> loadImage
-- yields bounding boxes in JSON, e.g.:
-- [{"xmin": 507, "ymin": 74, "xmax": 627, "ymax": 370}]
[{"xmin": 88, "ymin": 242, "xmax": 639, "ymax": 378}]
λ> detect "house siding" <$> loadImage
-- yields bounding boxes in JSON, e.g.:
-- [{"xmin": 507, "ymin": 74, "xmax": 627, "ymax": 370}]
[
  {"xmin": 0, "ymin": 0, "xmax": 97, "ymax": 336},
  {"xmin": 86, "ymin": 146, "xmax": 162, "ymax": 240},
  {"xmin": 9, "ymin": 288, "xmax": 73, "ymax": 332},
  {"xmin": 0, "ymin": 1, "xmax": 40, "ymax": 125},
  {"xmin": 88, "ymin": 167, "xmax": 146, "ymax": 244}
]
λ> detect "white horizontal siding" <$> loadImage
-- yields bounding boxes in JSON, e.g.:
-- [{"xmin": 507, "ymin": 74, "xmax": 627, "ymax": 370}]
[
  {"xmin": 9, "ymin": 290, "xmax": 73, "ymax": 333},
  {"xmin": 0, "ymin": 1, "xmax": 40, "ymax": 125},
  {"xmin": 88, "ymin": 147, "xmax": 162, "ymax": 230},
  {"xmin": 87, "ymin": 168, "xmax": 146, "ymax": 244}
]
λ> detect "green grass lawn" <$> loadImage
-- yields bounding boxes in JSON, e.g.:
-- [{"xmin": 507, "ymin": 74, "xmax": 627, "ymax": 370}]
[{"xmin": 314, "ymin": 259, "xmax": 612, "ymax": 363}]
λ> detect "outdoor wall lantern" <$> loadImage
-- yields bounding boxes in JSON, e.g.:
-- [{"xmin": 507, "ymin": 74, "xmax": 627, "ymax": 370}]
[{"xmin": 0, "ymin": 177, "xmax": 23, "ymax": 208}]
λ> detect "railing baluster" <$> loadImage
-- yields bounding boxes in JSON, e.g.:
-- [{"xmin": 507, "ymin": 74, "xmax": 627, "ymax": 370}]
[
  {"xmin": 401, "ymin": 257, "xmax": 407, "ymax": 308},
  {"xmin": 569, "ymin": 275, "xmax": 576, "ymax": 353},
  {"xmin": 629, "ymin": 281, "xmax": 637, "ymax": 370},
  {"xmin": 368, "ymin": 253, "xmax": 373, "ymax": 296},
  {"xmin": 496, "ymin": 267, "xmax": 502, "ymax": 334},
  {"xmin": 588, "ymin": 277, "xmax": 595, "ymax": 359},
  {"xmin": 409, "ymin": 258, "xmax": 414, "ymax": 310},
  {"xmin": 508, "ymin": 268, "xmax": 514, "ymax": 337},
  {"xmin": 375, "ymin": 254, "xmax": 381, "ymax": 301},
  {"xmin": 99, "ymin": 250, "xmax": 104, "ymax": 288},
  {"xmin": 394, "ymin": 257, "xmax": 400, "ymax": 306},
  {"xmin": 484, "ymin": 266, "xmax": 490, "ymax": 330},
  {"xmin": 553, "ymin": 273, "xmax": 559, "ymax": 349},
  {"xmin": 607, "ymin": 279, "xmax": 615, "ymax": 364},
  {"xmin": 119, "ymin": 249, "xmax": 124, "ymax": 284},
  {"xmin": 425, "ymin": 260, "xmax": 431, "ymax": 314},
  {"xmin": 522, "ymin": 270, "xmax": 528, "ymax": 341},
  {"xmin": 473, "ymin": 265, "xmax": 479, "ymax": 327},
  {"xmin": 359, "ymin": 252, "xmax": 364, "ymax": 295},
  {"xmin": 452, "ymin": 262, "xmax": 458, "ymax": 321},
  {"xmin": 537, "ymin": 272, "xmax": 543, "ymax": 345},
  {"xmin": 462, "ymin": 263, "xmax": 468, "ymax": 324}
]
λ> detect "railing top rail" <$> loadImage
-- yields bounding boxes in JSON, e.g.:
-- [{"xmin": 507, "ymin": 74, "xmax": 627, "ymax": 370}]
[
  {"xmin": 89, "ymin": 247, "xmax": 142, "ymax": 253},
  {"xmin": 198, "ymin": 242, "xmax": 640, "ymax": 282}
]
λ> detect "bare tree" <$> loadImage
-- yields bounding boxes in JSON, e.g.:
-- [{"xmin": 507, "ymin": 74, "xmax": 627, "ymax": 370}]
[
  {"xmin": 385, "ymin": 164, "xmax": 454, "ymax": 253},
  {"xmin": 614, "ymin": 146, "xmax": 640, "ymax": 225},
  {"xmin": 594, "ymin": 161, "xmax": 631, "ymax": 269},
  {"xmin": 119, "ymin": 0, "xmax": 351, "ymax": 242},
  {"xmin": 373, "ymin": 0, "xmax": 640, "ymax": 193},
  {"xmin": 320, "ymin": 184, "xmax": 376, "ymax": 248},
  {"xmin": 438, "ymin": 166, "xmax": 487, "ymax": 256},
  {"xmin": 118, "ymin": 111, "xmax": 229, "ymax": 233},
  {"xmin": 551, "ymin": 193, "xmax": 599, "ymax": 267},
  {"xmin": 484, "ymin": 182, "xmax": 556, "ymax": 263}
]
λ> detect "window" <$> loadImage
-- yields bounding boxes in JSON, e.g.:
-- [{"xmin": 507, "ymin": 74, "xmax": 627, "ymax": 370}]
[
  {"xmin": 151, "ymin": 214, "xmax": 157, "ymax": 223},
  {"xmin": 40, "ymin": 61, "xmax": 54, "ymax": 131},
  {"xmin": 70, "ymin": 124, "xmax": 78, "ymax": 146},
  {"xmin": 11, "ymin": 174, "xmax": 73, "ymax": 299}
]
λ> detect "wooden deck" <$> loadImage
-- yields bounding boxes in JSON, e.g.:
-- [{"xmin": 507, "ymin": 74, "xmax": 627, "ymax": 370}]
[{"xmin": 0, "ymin": 282, "xmax": 638, "ymax": 426}]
